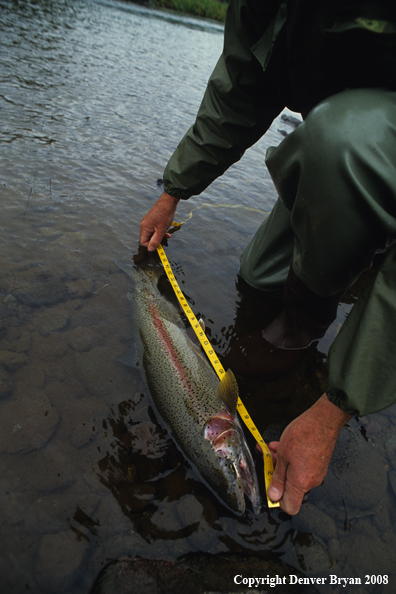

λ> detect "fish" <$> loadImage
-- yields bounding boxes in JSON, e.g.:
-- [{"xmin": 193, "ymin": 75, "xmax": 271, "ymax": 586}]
[{"xmin": 116, "ymin": 260, "xmax": 260, "ymax": 515}]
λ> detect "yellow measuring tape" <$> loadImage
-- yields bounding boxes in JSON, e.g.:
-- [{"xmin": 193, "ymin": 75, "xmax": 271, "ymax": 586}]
[{"xmin": 157, "ymin": 243, "xmax": 279, "ymax": 509}]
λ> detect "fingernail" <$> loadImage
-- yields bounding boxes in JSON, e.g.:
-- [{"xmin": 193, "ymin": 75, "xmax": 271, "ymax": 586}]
[{"xmin": 268, "ymin": 485, "xmax": 281, "ymax": 501}]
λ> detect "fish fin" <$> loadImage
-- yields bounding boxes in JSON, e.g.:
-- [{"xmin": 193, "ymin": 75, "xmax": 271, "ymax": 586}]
[
  {"xmin": 186, "ymin": 318, "xmax": 206, "ymax": 346},
  {"xmin": 217, "ymin": 369, "xmax": 239, "ymax": 415},
  {"xmin": 114, "ymin": 345, "xmax": 139, "ymax": 368}
]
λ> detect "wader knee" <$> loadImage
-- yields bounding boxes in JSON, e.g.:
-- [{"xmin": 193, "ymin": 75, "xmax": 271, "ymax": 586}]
[{"xmin": 266, "ymin": 88, "xmax": 396, "ymax": 297}]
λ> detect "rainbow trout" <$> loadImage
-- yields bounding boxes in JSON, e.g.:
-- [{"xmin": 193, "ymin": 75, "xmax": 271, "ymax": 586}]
[{"xmin": 117, "ymin": 261, "xmax": 260, "ymax": 514}]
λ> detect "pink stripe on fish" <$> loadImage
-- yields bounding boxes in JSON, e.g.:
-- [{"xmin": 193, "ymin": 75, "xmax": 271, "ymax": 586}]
[{"xmin": 148, "ymin": 300, "xmax": 197, "ymax": 401}]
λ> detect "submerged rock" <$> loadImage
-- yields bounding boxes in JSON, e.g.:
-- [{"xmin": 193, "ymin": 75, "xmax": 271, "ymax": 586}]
[
  {"xmin": 3, "ymin": 265, "xmax": 67, "ymax": 307},
  {"xmin": 74, "ymin": 346, "xmax": 132, "ymax": 398},
  {"xmin": 66, "ymin": 278, "xmax": 94, "ymax": 300},
  {"xmin": 282, "ymin": 532, "xmax": 335, "ymax": 576},
  {"xmin": 67, "ymin": 326, "xmax": 100, "ymax": 352},
  {"xmin": 292, "ymin": 503, "xmax": 337, "ymax": 540},
  {"xmin": 32, "ymin": 304, "xmax": 70, "ymax": 335},
  {"xmin": 0, "ymin": 350, "xmax": 27, "ymax": 372},
  {"xmin": 90, "ymin": 553, "xmax": 320, "ymax": 594},
  {"xmin": 310, "ymin": 422, "xmax": 388, "ymax": 511},
  {"xmin": 36, "ymin": 529, "xmax": 88, "ymax": 593},
  {"xmin": 338, "ymin": 534, "xmax": 396, "ymax": 575}
]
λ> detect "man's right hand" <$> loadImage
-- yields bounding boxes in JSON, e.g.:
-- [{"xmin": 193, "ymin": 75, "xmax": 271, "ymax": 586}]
[{"xmin": 139, "ymin": 192, "xmax": 180, "ymax": 252}]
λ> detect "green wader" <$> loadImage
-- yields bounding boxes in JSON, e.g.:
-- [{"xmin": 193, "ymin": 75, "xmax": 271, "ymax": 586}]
[{"xmin": 240, "ymin": 87, "xmax": 396, "ymax": 416}]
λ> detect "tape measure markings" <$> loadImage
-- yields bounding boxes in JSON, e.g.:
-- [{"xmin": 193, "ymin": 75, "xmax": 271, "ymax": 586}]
[{"xmin": 157, "ymin": 243, "xmax": 279, "ymax": 509}]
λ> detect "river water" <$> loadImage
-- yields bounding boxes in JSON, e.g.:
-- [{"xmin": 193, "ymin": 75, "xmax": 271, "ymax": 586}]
[{"xmin": 1, "ymin": 1, "xmax": 396, "ymax": 593}]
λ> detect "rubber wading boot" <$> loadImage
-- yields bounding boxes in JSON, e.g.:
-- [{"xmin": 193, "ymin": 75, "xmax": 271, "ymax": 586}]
[{"xmin": 224, "ymin": 266, "xmax": 344, "ymax": 377}]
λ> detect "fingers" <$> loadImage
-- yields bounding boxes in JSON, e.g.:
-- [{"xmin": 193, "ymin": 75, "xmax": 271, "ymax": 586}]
[
  {"xmin": 139, "ymin": 220, "xmax": 170, "ymax": 251},
  {"xmin": 281, "ymin": 484, "xmax": 306, "ymax": 516},
  {"xmin": 255, "ymin": 440, "xmax": 278, "ymax": 456},
  {"xmin": 267, "ymin": 453, "xmax": 286, "ymax": 504},
  {"xmin": 146, "ymin": 229, "xmax": 170, "ymax": 252},
  {"xmin": 139, "ymin": 192, "xmax": 180, "ymax": 251}
]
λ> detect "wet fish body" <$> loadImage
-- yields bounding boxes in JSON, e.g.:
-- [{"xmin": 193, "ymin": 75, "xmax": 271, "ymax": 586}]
[{"xmin": 117, "ymin": 261, "xmax": 260, "ymax": 514}]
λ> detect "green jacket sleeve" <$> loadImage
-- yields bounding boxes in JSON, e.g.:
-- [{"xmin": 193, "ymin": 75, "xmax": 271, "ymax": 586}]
[{"xmin": 164, "ymin": 0, "xmax": 286, "ymax": 200}]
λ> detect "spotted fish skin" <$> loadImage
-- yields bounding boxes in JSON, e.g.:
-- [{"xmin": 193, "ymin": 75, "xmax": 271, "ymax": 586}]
[{"xmin": 117, "ymin": 261, "xmax": 260, "ymax": 515}]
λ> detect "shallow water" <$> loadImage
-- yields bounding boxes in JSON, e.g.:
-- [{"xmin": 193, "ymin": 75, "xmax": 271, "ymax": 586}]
[{"xmin": 1, "ymin": 1, "xmax": 396, "ymax": 593}]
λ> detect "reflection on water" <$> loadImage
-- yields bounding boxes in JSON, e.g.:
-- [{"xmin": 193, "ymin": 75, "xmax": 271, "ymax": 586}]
[{"xmin": 0, "ymin": 0, "xmax": 395, "ymax": 593}]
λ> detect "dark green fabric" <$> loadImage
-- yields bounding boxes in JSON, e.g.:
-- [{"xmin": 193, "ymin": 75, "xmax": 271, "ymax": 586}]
[
  {"xmin": 239, "ymin": 196, "xmax": 293, "ymax": 294},
  {"xmin": 164, "ymin": 0, "xmax": 396, "ymax": 199},
  {"xmin": 238, "ymin": 87, "xmax": 396, "ymax": 416},
  {"xmin": 162, "ymin": 0, "xmax": 396, "ymax": 416},
  {"xmin": 266, "ymin": 88, "xmax": 396, "ymax": 297},
  {"xmin": 164, "ymin": 0, "xmax": 285, "ymax": 200}
]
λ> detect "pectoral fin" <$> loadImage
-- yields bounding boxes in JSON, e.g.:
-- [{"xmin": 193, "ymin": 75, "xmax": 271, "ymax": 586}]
[{"xmin": 217, "ymin": 369, "xmax": 239, "ymax": 415}]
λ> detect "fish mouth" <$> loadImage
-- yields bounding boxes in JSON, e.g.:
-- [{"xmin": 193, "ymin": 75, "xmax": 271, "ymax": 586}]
[{"xmin": 204, "ymin": 412, "xmax": 260, "ymax": 514}]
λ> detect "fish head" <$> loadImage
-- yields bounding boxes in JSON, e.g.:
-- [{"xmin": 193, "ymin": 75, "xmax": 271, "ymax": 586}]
[{"xmin": 204, "ymin": 411, "xmax": 261, "ymax": 515}]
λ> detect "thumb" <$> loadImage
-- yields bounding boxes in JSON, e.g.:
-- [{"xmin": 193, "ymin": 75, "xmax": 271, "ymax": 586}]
[
  {"xmin": 268, "ymin": 455, "xmax": 287, "ymax": 503},
  {"xmin": 147, "ymin": 228, "xmax": 166, "ymax": 252}
]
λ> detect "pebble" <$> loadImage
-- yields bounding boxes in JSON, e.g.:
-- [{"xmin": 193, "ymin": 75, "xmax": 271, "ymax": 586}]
[
  {"xmin": 35, "ymin": 529, "xmax": 88, "ymax": 593},
  {"xmin": 282, "ymin": 532, "xmax": 335, "ymax": 575},
  {"xmin": 0, "ymin": 390, "xmax": 59, "ymax": 453},
  {"xmin": 25, "ymin": 443, "xmax": 78, "ymax": 493},
  {"xmin": 0, "ymin": 325, "xmax": 31, "ymax": 352},
  {"xmin": 32, "ymin": 305, "xmax": 70, "ymax": 335},
  {"xmin": 292, "ymin": 502, "xmax": 337, "ymax": 540},
  {"xmin": 66, "ymin": 278, "xmax": 94, "ymax": 300},
  {"xmin": 90, "ymin": 554, "xmax": 318, "ymax": 594},
  {"xmin": 67, "ymin": 326, "xmax": 101, "ymax": 352},
  {"xmin": 338, "ymin": 534, "xmax": 396, "ymax": 574},
  {"xmin": 74, "ymin": 346, "xmax": 132, "ymax": 399},
  {"xmin": 15, "ymin": 361, "xmax": 46, "ymax": 389},
  {"xmin": 310, "ymin": 423, "xmax": 388, "ymax": 510},
  {"xmin": 117, "ymin": 483, "xmax": 156, "ymax": 513},
  {"xmin": 70, "ymin": 420, "xmax": 99, "ymax": 448},
  {"xmin": 149, "ymin": 500, "xmax": 183, "ymax": 533},
  {"xmin": 3, "ymin": 294, "xmax": 17, "ymax": 306},
  {"xmin": 31, "ymin": 331, "xmax": 69, "ymax": 361},
  {"xmin": 4, "ymin": 265, "xmax": 67, "ymax": 307},
  {"xmin": 38, "ymin": 226, "xmax": 63, "ymax": 240},
  {"xmin": 176, "ymin": 495, "xmax": 204, "ymax": 527},
  {"xmin": 24, "ymin": 489, "xmax": 98, "ymax": 535},
  {"xmin": 0, "ymin": 350, "xmax": 27, "ymax": 372}
]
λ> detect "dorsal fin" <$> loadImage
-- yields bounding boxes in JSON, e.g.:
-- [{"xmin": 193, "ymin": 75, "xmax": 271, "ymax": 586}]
[{"xmin": 217, "ymin": 369, "xmax": 239, "ymax": 415}]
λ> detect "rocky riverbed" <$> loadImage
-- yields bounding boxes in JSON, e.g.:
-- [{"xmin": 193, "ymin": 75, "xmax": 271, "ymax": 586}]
[{"xmin": 1, "ymin": 244, "xmax": 396, "ymax": 593}]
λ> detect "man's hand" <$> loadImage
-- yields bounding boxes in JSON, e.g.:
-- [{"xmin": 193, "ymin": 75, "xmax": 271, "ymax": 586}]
[
  {"xmin": 139, "ymin": 192, "xmax": 180, "ymax": 252},
  {"xmin": 265, "ymin": 394, "xmax": 352, "ymax": 515}
]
